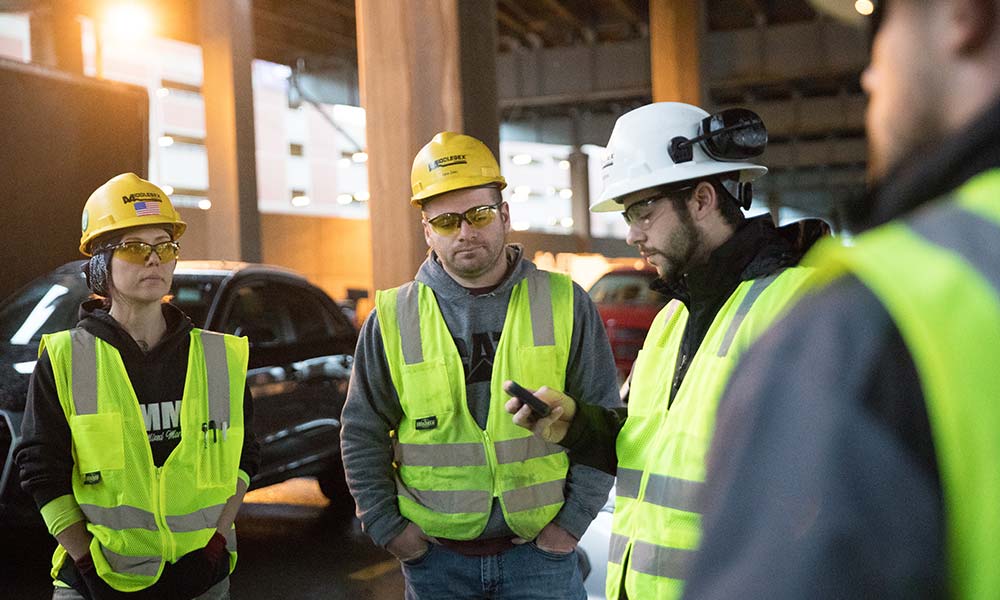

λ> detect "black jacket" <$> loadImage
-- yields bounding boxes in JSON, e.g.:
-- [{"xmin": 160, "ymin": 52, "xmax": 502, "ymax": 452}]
[
  {"xmin": 17, "ymin": 300, "xmax": 260, "ymax": 510},
  {"xmin": 560, "ymin": 214, "xmax": 828, "ymax": 474},
  {"xmin": 684, "ymin": 97, "xmax": 1000, "ymax": 600}
]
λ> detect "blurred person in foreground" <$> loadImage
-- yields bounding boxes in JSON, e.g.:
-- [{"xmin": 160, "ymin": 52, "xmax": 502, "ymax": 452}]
[
  {"xmin": 683, "ymin": 0, "xmax": 1000, "ymax": 598},
  {"xmin": 507, "ymin": 102, "xmax": 829, "ymax": 599},
  {"xmin": 339, "ymin": 132, "xmax": 619, "ymax": 599},
  {"xmin": 16, "ymin": 173, "xmax": 259, "ymax": 599}
]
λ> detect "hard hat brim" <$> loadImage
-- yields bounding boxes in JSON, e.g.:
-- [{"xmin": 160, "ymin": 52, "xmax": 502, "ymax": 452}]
[{"xmin": 591, "ymin": 163, "xmax": 767, "ymax": 213}]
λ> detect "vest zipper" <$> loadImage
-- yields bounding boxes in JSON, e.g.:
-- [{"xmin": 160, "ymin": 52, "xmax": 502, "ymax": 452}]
[
  {"xmin": 153, "ymin": 466, "xmax": 174, "ymax": 561},
  {"xmin": 670, "ymin": 353, "xmax": 688, "ymax": 405},
  {"xmin": 482, "ymin": 430, "xmax": 499, "ymax": 498}
]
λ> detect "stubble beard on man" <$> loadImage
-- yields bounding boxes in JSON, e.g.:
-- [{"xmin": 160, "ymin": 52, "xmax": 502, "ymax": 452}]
[
  {"xmin": 442, "ymin": 238, "xmax": 507, "ymax": 282},
  {"xmin": 655, "ymin": 212, "xmax": 701, "ymax": 284}
]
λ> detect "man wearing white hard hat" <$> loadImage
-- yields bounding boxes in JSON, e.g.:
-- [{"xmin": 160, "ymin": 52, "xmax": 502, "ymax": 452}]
[{"xmin": 507, "ymin": 101, "xmax": 829, "ymax": 599}]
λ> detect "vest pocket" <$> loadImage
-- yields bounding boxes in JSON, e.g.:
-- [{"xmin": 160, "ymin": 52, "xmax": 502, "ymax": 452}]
[
  {"xmin": 70, "ymin": 413, "xmax": 125, "ymax": 473},
  {"xmin": 516, "ymin": 345, "xmax": 559, "ymax": 388},
  {"xmin": 399, "ymin": 359, "xmax": 455, "ymax": 419},
  {"xmin": 627, "ymin": 347, "xmax": 672, "ymax": 417}
]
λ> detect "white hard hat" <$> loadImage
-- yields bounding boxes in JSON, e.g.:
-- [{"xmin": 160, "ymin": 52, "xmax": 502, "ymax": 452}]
[{"xmin": 592, "ymin": 102, "xmax": 768, "ymax": 212}]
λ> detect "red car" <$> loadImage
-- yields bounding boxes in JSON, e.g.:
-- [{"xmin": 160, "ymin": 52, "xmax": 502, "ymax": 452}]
[{"xmin": 588, "ymin": 266, "xmax": 666, "ymax": 384}]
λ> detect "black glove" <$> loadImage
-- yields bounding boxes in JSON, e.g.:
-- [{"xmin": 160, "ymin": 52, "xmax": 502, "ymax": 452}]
[{"xmin": 160, "ymin": 532, "xmax": 230, "ymax": 599}]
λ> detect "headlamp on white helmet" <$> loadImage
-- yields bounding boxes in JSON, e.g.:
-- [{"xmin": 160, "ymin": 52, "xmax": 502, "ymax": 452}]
[{"xmin": 592, "ymin": 102, "xmax": 769, "ymax": 213}]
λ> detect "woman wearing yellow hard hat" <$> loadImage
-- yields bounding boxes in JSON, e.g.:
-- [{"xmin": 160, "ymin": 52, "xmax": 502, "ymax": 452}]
[{"xmin": 17, "ymin": 173, "xmax": 259, "ymax": 599}]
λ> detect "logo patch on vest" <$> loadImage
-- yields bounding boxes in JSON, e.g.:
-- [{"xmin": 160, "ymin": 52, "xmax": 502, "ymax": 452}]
[
  {"xmin": 84, "ymin": 472, "xmax": 102, "ymax": 485},
  {"xmin": 415, "ymin": 416, "xmax": 438, "ymax": 430}
]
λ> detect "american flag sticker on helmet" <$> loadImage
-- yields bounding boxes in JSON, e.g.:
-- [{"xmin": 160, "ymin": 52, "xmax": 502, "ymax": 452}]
[{"xmin": 134, "ymin": 201, "xmax": 161, "ymax": 216}]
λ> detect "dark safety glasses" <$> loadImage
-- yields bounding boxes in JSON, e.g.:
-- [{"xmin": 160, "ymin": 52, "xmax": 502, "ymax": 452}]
[
  {"xmin": 622, "ymin": 186, "xmax": 695, "ymax": 229},
  {"xmin": 108, "ymin": 240, "xmax": 180, "ymax": 264},
  {"xmin": 668, "ymin": 108, "xmax": 768, "ymax": 165},
  {"xmin": 425, "ymin": 204, "xmax": 501, "ymax": 236}
]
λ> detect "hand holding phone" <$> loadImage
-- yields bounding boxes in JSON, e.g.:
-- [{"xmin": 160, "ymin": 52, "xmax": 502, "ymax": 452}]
[{"xmin": 504, "ymin": 380, "xmax": 552, "ymax": 417}]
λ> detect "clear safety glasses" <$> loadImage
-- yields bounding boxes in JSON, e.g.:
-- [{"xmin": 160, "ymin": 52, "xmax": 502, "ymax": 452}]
[{"xmin": 622, "ymin": 186, "xmax": 695, "ymax": 230}]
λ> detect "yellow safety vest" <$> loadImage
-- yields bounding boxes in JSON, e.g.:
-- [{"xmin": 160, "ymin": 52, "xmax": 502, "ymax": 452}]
[
  {"xmin": 376, "ymin": 270, "xmax": 572, "ymax": 540},
  {"xmin": 804, "ymin": 169, "xmax": 1000, "ymax": 599},
  {"xmin": 42, "ymin": 327, "xmax": 248, "ymax": 592},
  {"xmin": 609, "ymin": 266, "xmax": 814, "ymax": 600}
]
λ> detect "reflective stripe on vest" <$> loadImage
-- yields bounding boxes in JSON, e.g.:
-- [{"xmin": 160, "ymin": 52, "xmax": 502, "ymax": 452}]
[
  {"xmin": 377, "ymin": 268, "xmax": 572, "ymax": 540},
  {"xmin": 609, "ymin": 267, "xmax": 814, "ymax": 600},
  {"xmin": 43, "ymin": 327, "xmax": 247, "ymax": 592},
  {"xmin": 804, "ymin": 169, "xmax": 1000, "ymax": 599}
]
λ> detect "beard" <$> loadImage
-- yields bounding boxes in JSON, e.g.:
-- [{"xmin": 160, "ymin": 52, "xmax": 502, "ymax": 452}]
[{"xmin": 651, "ymin": 209, "xmax": 700, "ymax": 284}]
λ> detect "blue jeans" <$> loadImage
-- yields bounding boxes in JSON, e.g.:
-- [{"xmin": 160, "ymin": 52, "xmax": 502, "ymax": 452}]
[{"xmin": 401, "ymin": 542, "xmax": 587, "ymax": 600}]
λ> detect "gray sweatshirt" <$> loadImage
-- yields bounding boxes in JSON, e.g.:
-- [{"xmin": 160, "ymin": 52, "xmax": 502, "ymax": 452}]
[{"xmin": 341, "ymin": 245, "xmax": 620, "ymax": 547}]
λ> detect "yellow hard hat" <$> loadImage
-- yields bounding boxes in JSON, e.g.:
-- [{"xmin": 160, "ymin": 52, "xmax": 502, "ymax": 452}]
[
  {"xmin": 79, "ymin": 173, "xmax": 187, "ymax": 256},
  {"xmin": 410, "ymin": 132, "xmax": 507, "ymax": 206}
]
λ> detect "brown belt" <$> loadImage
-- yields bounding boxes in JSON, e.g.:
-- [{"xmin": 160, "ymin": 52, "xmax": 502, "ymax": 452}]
[{"xmin": 436, "ymin": 536, "xmax": 518, "ymax": 557}]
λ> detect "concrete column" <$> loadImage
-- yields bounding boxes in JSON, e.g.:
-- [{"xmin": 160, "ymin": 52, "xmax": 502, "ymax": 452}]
[
  {"xmin": 569, "ymin": 148, "xmax": 591, "ymax": 252},
  {"xmin": 199, "ymin": 0, "xmax": 261, "ymax": 261},
  {"xmin": 29, "ymin": 1, "xmax": 84, "ymax": 74},
  {"xmin": 357, "ymin": 0, "xmax": 499, "ymax": 291},
  {"xmin": 649, "ymin": 0, "xmax": 700, "ymax": 105}
]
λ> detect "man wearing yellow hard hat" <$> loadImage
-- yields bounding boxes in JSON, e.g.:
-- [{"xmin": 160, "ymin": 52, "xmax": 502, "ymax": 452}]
[
  {"xmin": 340, "ymin": 132, "xmax": 620, "ymax": 599},
  {"xmin": 17, "ymin": 173, "xmax": 259, "ymax": 599}
]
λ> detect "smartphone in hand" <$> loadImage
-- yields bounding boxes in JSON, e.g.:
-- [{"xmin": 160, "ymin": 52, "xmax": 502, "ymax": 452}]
[{"xmin": 504, "ymin": 381, "xmax": 552, "ymax": 418}]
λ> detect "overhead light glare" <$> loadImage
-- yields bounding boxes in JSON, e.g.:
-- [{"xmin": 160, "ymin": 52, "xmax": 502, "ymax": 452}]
[
  {"xmin": 158, "ymin": 136, "xmax": 174, "ymax": 147},
  {"xmin": 351, "ymin": 151, "xmax": 368, "ymax": 163},
  {"xmin": 559, "ymin": 188, "xmax": 573, "ymax": 199},
  {"xmin": 336, "ymin": 193, "xmax": 354, "ymax": 205},
  {"xmin": 854, "ymin": 0, "xmax": 874, "ymax": 16},
  {"xmin": 354, "ymin": 191, "xmax": 370, "ymax": 202},
  {"xmin": 512, "ymin": 153, "xmax": 533, "ymax": 166},
  {"xmin": 101, "ymin": 3, "xmax": 154, "ymax": 39},
  {"xmin": 197, "ymin": 199, "xmax": 212, "ymax": 210},
  {"xmin": 291, "ymin": 195, "xmax": 311, "ymax": 207}
]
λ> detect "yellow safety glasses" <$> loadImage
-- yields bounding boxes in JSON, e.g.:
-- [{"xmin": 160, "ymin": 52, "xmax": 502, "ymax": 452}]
[
  {"xmin": 108, "ymin": 240, "xmax": 180, "ymax": 264},
  {"xmin": 425, "ymin": 204, "xmax": 501, "ymax": 236}
]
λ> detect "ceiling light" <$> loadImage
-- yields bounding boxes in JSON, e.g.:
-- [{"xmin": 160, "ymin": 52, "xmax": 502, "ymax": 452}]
[
  {"xmin": 560, "ymin": 217, "xmax": 575, "ymax": 228},
  {"xmin": 197, "ymin": 199, "xmax": 212, "ymax": 210},
  {"xmin": 854, "ymin": 0, "xmax": 874, "ymax": 16},
  {"xmin": 338, "ymin": 157, "xmax": 352, "ymax": 168},
  {"xmin": 351, "ymin": 151, "xmax": 368, "ymax": 163},
  {"xmin": 354, "ymin": 190, "xmax": 370, "ymax": 202},
  {"xmin": 559, "ymin": 188, "xmax": 573, "ymax": 199},
  {"xmin": 336, "ymin": 193, "xmax": 354, "ymax": 205},
  {"xmin": 558, "ymin": 160, "xmax": 571, "ymax": 170},
  {"xmin": 160, "ymin": 184, "xmax": 174, "ymax": 195},
  {"xmin": 102, "ymin": 3, "xmax": 153, "ymax": 39},
  {"xmin": 155, "ymin": 87, "xmax": 170, "ymax": 98},
  {"xmin": 158, "ymin": 136, "xmax": 174, "ymax": 147},
  {"xmin": 511, "ymin": 221, "xmax": 531, "ymax": 231},
  {"xmin": 291, "ymin": 195, "xmax": 311, "ymax": 207},
  {"xmin": 514, "ymin": 185, "xmax": 531, "ymax": 197},
  {"xmin": 511, "ymin": 154, "xmax": 532, "ymax": 166}
]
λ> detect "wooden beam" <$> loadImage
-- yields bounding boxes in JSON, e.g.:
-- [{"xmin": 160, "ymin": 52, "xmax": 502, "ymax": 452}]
[
  {"xmin": 253, "ymin": 7, "xmax": 356, "ymax": 50},
  {"xmin": 649, "ymin": 0, "xmax": 700, "ymax": 104},
  {"xmin": 608, "ymin": 0, "xmax": 641, "ymax": 27},
  {"xmin": 537, "ymin": 0, "xmax": 595, "ymax": 41}
]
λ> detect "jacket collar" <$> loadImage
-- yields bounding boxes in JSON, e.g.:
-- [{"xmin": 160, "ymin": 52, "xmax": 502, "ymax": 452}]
[{"xmin": 651, "ymin": 215, "xmax": 828, "ymax": 307}]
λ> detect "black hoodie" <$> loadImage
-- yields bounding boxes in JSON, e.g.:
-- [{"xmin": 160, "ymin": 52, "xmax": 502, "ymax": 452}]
[{"xmin": 16, "ymin": 300, "xmax": 260, "ymax": 512}]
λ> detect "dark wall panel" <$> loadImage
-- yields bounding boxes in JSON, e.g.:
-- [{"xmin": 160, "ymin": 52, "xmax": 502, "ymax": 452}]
[{"xmin": 0, "ymin": 59, "xmax": 148, "ymax": 300}]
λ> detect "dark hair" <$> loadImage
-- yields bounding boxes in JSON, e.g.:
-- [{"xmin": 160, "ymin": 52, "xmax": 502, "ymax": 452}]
[{"xmin": 708, "ymin": 177, "xmax": 746, "ymax": 227}]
